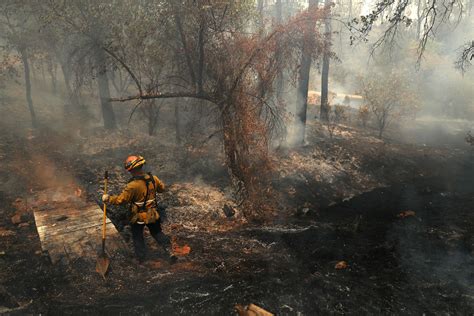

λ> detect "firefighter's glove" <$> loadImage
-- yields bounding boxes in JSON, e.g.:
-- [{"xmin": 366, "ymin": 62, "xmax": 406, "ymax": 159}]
[{"xmin": 102, "ymin": 194, "xmax": 110, "ymax": 203}]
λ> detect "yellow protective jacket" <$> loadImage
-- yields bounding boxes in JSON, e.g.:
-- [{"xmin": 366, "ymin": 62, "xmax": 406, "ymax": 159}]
[{"xmin": 108, "ymin": 173, "xmax": 165, "ymax": 224}]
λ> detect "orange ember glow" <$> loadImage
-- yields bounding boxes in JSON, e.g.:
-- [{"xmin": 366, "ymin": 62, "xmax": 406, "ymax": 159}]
[{"xmin": 172, "ymin": 244, "xmax": 191, "ymax": 256}]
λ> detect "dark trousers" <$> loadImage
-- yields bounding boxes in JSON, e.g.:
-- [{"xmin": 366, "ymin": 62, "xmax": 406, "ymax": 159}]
[{"xmin": 131, "ymin": 219, "xmax": 171, "ymax": 261}]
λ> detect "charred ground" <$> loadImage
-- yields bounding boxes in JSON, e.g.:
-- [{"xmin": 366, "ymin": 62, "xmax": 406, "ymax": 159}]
[{"xmin": 1, "ymin": 114, "xmax": 473, "ymax": 315}]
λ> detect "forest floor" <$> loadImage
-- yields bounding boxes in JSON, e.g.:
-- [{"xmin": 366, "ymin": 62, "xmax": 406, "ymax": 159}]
[{"xmin": 1, "ymin": 96, "xmax": 474, "ymax": 314}]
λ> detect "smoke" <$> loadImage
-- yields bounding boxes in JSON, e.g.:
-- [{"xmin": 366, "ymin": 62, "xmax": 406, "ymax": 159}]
[
  {"xmin": 285, "ymin": 113, "xmax": 307, "ymax": 147},
  {"xmin": 277, "ymin": 85, "xmax": 307, "ymax": 148},
  {"xmin": 389, "ymin": 216, "xmax": 474, "ymax": 309}
]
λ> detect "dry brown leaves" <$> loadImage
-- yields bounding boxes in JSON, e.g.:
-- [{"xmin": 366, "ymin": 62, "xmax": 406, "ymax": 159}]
[
  {"xmin": 335, "ymin": 261, "xmax": 348, "ymax": 270},
  {"xmin": 172, "ymin": 244, "xmax": 191, "ymax": 257}
]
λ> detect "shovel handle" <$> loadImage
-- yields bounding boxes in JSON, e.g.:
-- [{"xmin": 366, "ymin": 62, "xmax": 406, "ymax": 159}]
[{"xmin": 102, "ymin": 171, "xmax": 108, "ymax": 243}]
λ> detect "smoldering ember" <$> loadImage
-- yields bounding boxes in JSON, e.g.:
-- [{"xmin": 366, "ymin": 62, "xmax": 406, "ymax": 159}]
[{"xmin": 0, "ymin": 0, "xmax": 473, "ymax": 315}]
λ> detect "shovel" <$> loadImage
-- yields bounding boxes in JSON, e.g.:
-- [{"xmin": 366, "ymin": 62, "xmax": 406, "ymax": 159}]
[{"xmin": 96, "ymin": 171, "xmax": 109, "ymax": 278}]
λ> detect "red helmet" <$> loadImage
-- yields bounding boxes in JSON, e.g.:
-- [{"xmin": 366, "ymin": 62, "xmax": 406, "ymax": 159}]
[{"xmin": 124, "ymin": 155, "xmax": 146, "ymax": 171}]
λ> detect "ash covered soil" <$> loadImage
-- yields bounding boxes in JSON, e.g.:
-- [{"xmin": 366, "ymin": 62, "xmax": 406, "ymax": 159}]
[{"xmin": 1, "ymin": 122, "xmax": 473, "ymax": 315}]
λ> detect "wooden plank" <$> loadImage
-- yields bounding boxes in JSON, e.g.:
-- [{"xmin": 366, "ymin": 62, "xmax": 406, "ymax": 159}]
[
  {"xmin": 33, "ymin": 201, "xmax": 127, "ymax": 264},
  {"xmin": 34, "ymin": 205, "xmax": 101, "ymax": 223},
  {"xmin": 35, "ymin": 211, "xmax": 113, "ymax": 231},
  {"xmin": 38, "ymin": 221, "xmax": 114, "ymax": 239},
  {"xmin": 35, "ymin": 209, "xmax": 112, "ymax": 233}
]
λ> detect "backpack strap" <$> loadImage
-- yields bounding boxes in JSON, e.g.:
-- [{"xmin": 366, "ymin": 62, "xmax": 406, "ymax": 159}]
[
  {"xmin": 147, "ymin": 172, "xmax": 159, "ymax": 209},
  {"xmin": 129, "ymin": 173, "xmax": 158, "ymax": 211}
]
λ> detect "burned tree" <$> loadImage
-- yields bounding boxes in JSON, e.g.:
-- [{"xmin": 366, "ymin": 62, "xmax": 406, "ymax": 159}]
[
  {"xmin": 319, "ymin": 0, "xmax": 332, "ymax": 122},
  {"xmin": 99, "ymin": 2, "xmax": 328, "ymax": 218},
  {"xmin": 0, "ymin": 1, "xmax": 40, "ymax": 128},
  {"xmin": 294, "ymin": 0, "xmax": 320, "ymax": 145},
  {"xmin": 94, "ymin": 45, "xmax": 116, "ymax": 129},
  {"xmin": 44, "ymin": 0, "xmax": 119, "ymax": 129}
]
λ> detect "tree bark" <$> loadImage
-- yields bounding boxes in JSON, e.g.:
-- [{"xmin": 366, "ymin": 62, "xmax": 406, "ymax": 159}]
[
  {"xmin": 59, "ymin": 57, "xmax": 87, "ymax": 119},
  {"xmin": 47, "ymin": 60, "xmax": 57, "ymax": 95},
  {"xmin": 95, "ymin": 47, "xmax": 116, "ymax": 129},
  {"xmin": 320, "ymin": 0, "xmax": 332, "ymax": 122},
  {"xmin": 19, "ymin": 48, "xmax": 37, "ymax": 128},
  {"xmin": 295, "ymin": 0, "xmax": 318, "ymax": 145},
  {"xmin": 257, "ymin": 0, "xmax": 264, "ymax": 29},
  {"xmin": 197, "ymin": 18, "xmax": 205, "ymax": 94},
  {"xmin": 147, "ymin": 100, "xmax": 159, "ymax": 136},
  {"xmin": 40, "ymin": 60, "xmax": 46, "ymax": 82},
  {"xmin": 174, "ymin": 104, "xmax": 181, "ymax": 144},
  {"xmin": 175, "ymin": 14, "xmax": 196, "ymax": 89},
  {"xmin": 60, "ymin": 61, "xmax": 74, "ymax": 116},
  {"xmin": 416, "ymin": 0, "xmax": 422, "ymax": 39},
  {"xmin": 295, "ymin": 53, "xmax": 311, "ymax": 144},
  {"xmin": 275, "ymin": 0, "xmax": 284, "ymax": 102}
]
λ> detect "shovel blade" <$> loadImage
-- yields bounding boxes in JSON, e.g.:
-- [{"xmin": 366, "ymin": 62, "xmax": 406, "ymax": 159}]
[{"xmin": 96, "ymin": 255, "xmax": 110, "ymax": 278}]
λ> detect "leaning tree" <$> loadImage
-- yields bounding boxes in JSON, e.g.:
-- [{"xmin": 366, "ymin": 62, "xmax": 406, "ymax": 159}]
[{"xmin": 97, "ymin": 1, "xmax": 328, "ymax": 218}]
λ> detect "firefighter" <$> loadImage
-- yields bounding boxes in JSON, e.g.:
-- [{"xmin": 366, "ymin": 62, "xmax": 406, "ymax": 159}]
[{"xmin": 102, "ymin": 155, "xmax": 176, "ymax": 264}]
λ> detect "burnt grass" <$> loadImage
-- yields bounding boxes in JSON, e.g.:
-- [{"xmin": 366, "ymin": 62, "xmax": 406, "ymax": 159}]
[{"xmin": 1, "ymin": 125, "xmax": 474, "ymax": 315}]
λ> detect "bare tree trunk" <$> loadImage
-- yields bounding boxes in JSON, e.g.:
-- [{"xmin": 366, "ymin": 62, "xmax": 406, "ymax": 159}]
[
  {"xmin": 275, "ymin": 0, "xmax": 284, "ymax": 102},
  {"xmin": 295, "ymin": 0, "xmax": 318, "ymax": 145},
  {"xmin": 40, "ymin": 60, "xmax": 46, "ymax": 82},
  {"xmin": 197, "ymin": 18, "xmax": 205, "ymax": 94},
  {"xmin": 60, "ymin": 61, "xmax": 74, "ymax": 116},
  {"xmin": 256, "ymin": 0, "xmax": 266, "ymax": 102},
  {"xmin": 175, "ymin": 14, "xmax": 196, "ymax": 89},
  {"xmin": 19, "ymin": 48, "xmax": 37, "ymax": 128},
  {"xmin": 59, "ymin": 57, "xmax": 85, "ymax": 118},
  {"xmin": 175, "ymin": 104, "xmax": 181, "ymax": 144},
  {"xmin": 95, "ymin": 47, "xmax": 116, "ymax": 129},
  {"xmin": 31, "ymin": 58, "xmax": 37, "ymax": 81},
  {"xmin": 295, "ymin": 53, "xmax": 311, "ymax": 144},
  {"xmin": 47, "ymin": 59, "xmax": 57, "ymax": 95},
  {"xmin": 257, "ymin": 0, "xmax": 264, "ymax": 28},
  {"xmin": 416, "ymin": 0, "xmax": 422, "ymax": 39},
  {"xmin": 148, "ymin": 101, "xmax": 159, "ymax": 136},
  {"xmin": 320, "ymin": 0, "xmax": 332, "ymax": 122}
]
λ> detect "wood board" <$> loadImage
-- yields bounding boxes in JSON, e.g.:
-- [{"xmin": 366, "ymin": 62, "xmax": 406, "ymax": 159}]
[{"xmin": 33, "ymin": 202, "xmax": 126, "ymax": 264}]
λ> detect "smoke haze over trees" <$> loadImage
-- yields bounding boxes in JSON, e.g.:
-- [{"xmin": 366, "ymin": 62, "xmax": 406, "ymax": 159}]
[
  {"xmin": 0, "ymin": 0, "xmax": 473, "ymax": 315},
  {"xmin": 0, "ymin": 0, "xmax": 472, "ymax": 216}
]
